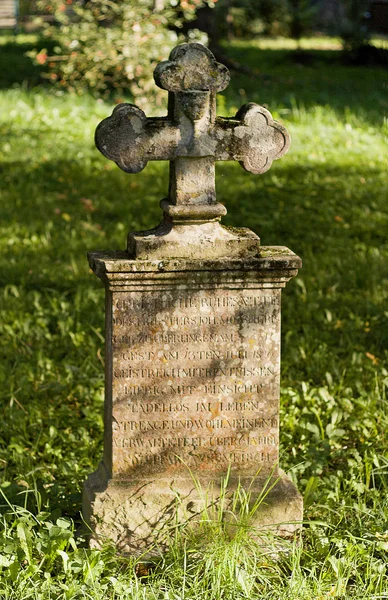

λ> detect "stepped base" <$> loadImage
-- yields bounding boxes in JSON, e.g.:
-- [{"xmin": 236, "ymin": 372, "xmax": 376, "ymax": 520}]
[
  {"xmin": 83, "ymin": 463, "xmax": 303, "ymax": 555},
  {"xmin": 127, "ymin": 221, "xmax": 260, "ymax": 261}
]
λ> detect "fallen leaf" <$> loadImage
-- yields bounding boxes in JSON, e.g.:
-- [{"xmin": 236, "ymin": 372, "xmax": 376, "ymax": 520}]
[{"xmin": 365, "ymin": 352, "xmax": 378, "ymax": 365}]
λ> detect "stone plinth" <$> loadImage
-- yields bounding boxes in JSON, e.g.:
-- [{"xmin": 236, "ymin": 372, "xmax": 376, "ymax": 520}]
[{"xmin": 83, "ymin": 247, "xmax": 303, "ymax": 553}]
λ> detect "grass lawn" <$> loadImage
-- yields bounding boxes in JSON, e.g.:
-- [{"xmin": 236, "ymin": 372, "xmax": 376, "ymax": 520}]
[{"xmin": 0, "ymin": 35, "xmax": 387, "ymax": 598}]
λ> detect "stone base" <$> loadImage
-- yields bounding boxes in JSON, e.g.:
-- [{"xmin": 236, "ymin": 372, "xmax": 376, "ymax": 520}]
[
  {"xmin": 127, "ymin": 220, "xmax": 260, "ymax": 261},
  {"xmin": 83, "ymin": 463, "xmax": 303, "ymax": 555}
]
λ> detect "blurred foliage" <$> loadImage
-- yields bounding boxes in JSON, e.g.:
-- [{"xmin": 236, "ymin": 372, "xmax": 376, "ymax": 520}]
[
  {"xmin": 214, "ymin": 0, "xmax": 318, "ymax": 41},
  {"xmin": 214, "ymin": 0, "xmax": 290, "ymax": 39},
  {"xmin": 287, "ymin": 0, "xmax": 318, "ymax": 42},
  {"xmin": 338, "ymin": 0, "xmax": 370, "ymax": 51},
  {"xmin": 27, "ymin": 0, "xmax": 208, "ymax": 102},
  {"xmin": 23, "ymin": 0, "xmax": 387, "ymax": 94}
]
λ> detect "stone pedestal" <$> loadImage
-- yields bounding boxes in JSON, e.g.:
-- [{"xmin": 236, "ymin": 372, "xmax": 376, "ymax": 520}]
[{"xmin": 83, "ymin": 247, "xmax": 303, "ymax": 553}]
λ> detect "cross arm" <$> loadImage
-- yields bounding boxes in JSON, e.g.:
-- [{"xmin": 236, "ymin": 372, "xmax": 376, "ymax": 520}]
[
  {"xmin": 96, "ymin": 101, "xmax": 290, "ymax": 177},
  {"xmin": 213, "ymin": 103, "xmax": 291, "ymax": 174},
  {"xmin": 95, "ymin": 104, "xmax": 179, "ymax": 174}
]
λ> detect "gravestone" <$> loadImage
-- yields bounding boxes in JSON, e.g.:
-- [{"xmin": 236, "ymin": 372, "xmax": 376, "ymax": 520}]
[{"xmin": 83, "ymin": 43, "xmax": 303, "ymax": 553}]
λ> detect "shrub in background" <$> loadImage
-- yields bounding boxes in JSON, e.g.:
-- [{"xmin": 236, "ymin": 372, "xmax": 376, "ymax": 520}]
[
  {"xmin": 211, "ymin": 0, "xmax": 316, "ymax": 42},
  {"xmin": 337, "ymin": 0, "xmax": 370, "ymax": 51},
  {"xmin": 257, "ymin": 0, "xmax": 290, "ymax": 36},
  {"xmin": 212, "ymin": 0, "xmax": 290, "ymax": 39},
  {"xmin": 288, "ymin": 0, "xmax": 317, "ymax": 45},
  {"xmin": 28, "ymin": 0, "xmax": 208, "ymax": 105}
]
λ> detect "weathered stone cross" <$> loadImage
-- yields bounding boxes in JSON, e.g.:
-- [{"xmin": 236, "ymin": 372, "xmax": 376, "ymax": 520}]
[
  {"xmin": 86, "ymin": 42, "xmax": 303, "ymax": 552},
  {"xmin": 96, "ymin": 43, "xmax": 290, "ymax": 260}
]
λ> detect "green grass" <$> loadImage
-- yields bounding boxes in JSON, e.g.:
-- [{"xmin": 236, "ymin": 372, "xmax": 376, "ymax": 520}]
[{"xmin": 0, "ymin": 35, "xmax": 387, "ymax": 598}]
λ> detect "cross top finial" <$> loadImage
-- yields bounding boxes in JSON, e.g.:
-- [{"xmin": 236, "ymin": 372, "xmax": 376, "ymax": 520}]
[
  {"xmin": 154, "ymin": 43, "xmax": 230, "ymax": 93},
  {"xmin": 95, "ymin": 43, "xmax": 290, "ymax": 260}
]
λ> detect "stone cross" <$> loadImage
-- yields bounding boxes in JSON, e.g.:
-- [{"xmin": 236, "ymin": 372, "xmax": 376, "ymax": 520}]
[
  {"xmin": 95, "ymin": 43, "xmax": 290, "ymax": 260},
  {"xmin": 84, "ymin": 43, "xmax": 302, "ymax": 554}
]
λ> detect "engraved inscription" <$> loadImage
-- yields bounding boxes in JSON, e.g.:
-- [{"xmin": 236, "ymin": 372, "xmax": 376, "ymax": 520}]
[
  {"xmin": 114, "ymin": 366, "xmax": 275, "ymax": 379},
  {"xmin": 115, "ymin": 294, "xmax": 279, "ymax": 311},
  {"xmin": 110, "ymin": 288, "xmax": 281, "ymax": 477},
  {"xmin": 113, "ymin": 313, "xmax": 277, "ymax": 327},
  {"xmin": 113, "ymin": 416, "xmax": 278, "ymax": 432}
]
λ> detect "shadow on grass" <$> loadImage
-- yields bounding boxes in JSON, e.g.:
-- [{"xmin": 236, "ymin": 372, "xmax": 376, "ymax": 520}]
[
  {"xmin": 1, "ymin": 157, "xmax": 386, "ymax": 253},
  {"xmin": 1, "ymin": 157, "xmax": 387, "ymax": 348},
  {"xmin": 0, "ymin": 37, "xmax": 387, "ymax": 530},
  {"xmin": 223, "ymin": 44, "xmax": 387, "ymax": 126},
  {"xmin": 0, "ymin": 38, "xmax": 51, "ymax": 88},
  {"xmin": 1, "ymin": 154, "xmax": 387, "ymax": 519}
]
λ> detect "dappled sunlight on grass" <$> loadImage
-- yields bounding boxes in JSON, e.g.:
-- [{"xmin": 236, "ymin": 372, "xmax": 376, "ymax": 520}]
[
  {"xmin": 232, "ymin": 36, "xmax": 344, "ymax": 51},
  {"xmin": 0, "ymin": 36, "xmax": 387, "ymax": 598}
]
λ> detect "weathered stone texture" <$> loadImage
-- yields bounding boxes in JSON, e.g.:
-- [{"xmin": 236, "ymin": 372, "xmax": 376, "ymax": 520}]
[
  {"xmin": 95, "ymin": 43, "xmax": 290, "ymax": 261},
  {"xmin": 95, "ymin": 102, "xmax": 289, "ymax": 175},
  {"xmin": 111, "ymin": 287, "xmax": 280, "ymax": 477},
  {"xmin": 84, "ymin": 467, "xmax": 302, "ymax": 554},
  {"xmin": 84, "ymin": 43, "xmax": 303, "ymax": 552},
  {"xmin": 84, "ymin": 250, "xmax": 303, "ymax": 551}
]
